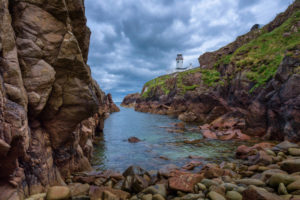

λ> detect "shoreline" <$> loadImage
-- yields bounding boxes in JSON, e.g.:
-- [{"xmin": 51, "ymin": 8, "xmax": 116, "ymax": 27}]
[{"xmin": 27, "ymin": 140, "xmax": 300, "ymax": 200}]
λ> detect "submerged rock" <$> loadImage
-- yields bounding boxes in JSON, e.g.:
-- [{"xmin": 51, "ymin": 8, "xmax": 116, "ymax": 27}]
[{"xmin": 128, "ymin": 137, "xmax": 141, "ymax": 143}]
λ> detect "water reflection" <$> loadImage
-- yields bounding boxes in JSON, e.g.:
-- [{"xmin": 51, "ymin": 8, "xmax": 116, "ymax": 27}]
[{"xmin": 92, "ymin": 103, "xmax": 255, "ymax": 172}]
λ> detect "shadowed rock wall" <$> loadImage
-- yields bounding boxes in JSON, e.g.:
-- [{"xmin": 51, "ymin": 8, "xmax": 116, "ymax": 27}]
[{"xmin": 0, "ymin": 0, "xmax": 118, "ymax": 199}]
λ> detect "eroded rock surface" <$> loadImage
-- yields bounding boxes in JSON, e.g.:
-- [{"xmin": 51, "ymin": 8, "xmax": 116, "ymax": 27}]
[{"xmin": 0, "ymin": 0, "xmax": 118, "ymax": 198}]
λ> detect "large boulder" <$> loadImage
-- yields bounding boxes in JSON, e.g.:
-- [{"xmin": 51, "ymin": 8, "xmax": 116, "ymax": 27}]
[
  {"xmin": 281, "ymin": 159, "xmax": 300, "ymax": 173},
  {"xmin": 242, "ymin": 185, "xmax": 283, "ymax": 200},
  {"xmin": 89, "ymin": 186, "xmax": 130, "ymax": 200},
  {"xmin": 46, "ymin": 186, "xmax": 70, "ymax": 200},
  {"xmin": 122, "ymin": 166, "xmax": 151, "ymax": 193},
  {"xmin": 168, "ymin": 170, "xmax": 203, "ymax": 193}
]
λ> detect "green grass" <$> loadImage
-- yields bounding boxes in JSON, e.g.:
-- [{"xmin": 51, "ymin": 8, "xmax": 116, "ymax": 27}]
[
  {"xmin": 141, "ymin": 74, "xmax": 171, "ymax": 98},
  {"xmin": 213, "ymin": 54, "xmax": 233, "ymax": 68},
  {"xmin": 141, "ymin": 68, "xmax": 222, "ymax": 98},
  {"xmin": 235, "ymin": 11, "xmax": 300, "ymax": 91},
  {"xmin": 213, "ymin": 10, "xmax": 300, "ymax": 92}
]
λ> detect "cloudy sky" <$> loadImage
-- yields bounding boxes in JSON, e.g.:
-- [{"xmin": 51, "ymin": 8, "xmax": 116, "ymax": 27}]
[{"xmin": 85, "ymin": 0, "xmax": 292, "ymax": 102}]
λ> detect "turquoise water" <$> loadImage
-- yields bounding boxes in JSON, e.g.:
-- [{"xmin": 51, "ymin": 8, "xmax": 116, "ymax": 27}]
[{"xmin": 92, "ymin": 103, "xmax": 251, "ymax": 172}]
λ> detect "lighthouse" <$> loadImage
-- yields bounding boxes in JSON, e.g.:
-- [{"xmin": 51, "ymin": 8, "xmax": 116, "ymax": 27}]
[{"xmin": 176, "ymin": 54, "xmax": 187, "ymax": 71}]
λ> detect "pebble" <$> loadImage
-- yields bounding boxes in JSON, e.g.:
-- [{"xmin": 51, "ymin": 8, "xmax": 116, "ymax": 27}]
[
  {"xmin": 288, "ymin": 148, "xmax": 300, "ymax": 156},
  {"xmin": 278, "ymin": 183, "xmax": 288, "ymax": 195},
  {"xmin": 46, "ymin": 186, "xmax": 70, "ymax": 200},
  {"xmin": 235, "ymin": 178, "xmax": 265, "ymax": 187},
  {"xmin": 225, "ymin": 191, "xmax": 242, "ymax": 200},
  {"xmin": 207, "ymin": 191, "xmax": 226, "ymax": 200}
]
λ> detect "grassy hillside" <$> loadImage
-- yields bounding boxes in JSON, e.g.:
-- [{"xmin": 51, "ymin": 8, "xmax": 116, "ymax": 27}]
[
  {"xmin": 215, "ymin": 10, "xmax": 300, "ymax": 92},
  {"xmin": 142, "ymin": 10, "xmax": 300, "ymax": 98}
]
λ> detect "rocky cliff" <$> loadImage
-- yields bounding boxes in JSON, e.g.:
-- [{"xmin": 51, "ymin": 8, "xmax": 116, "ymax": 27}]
[
  {"xmin": 123, "ymin": 1, "xmax": 300, "ymax": 141},
  {"xmin": 0, "ymin": 0, "xmax": 118, "ymax": 199},
  {"xmin": 120, "ymin": 93, "xmax": 140, "ymax": 108}
]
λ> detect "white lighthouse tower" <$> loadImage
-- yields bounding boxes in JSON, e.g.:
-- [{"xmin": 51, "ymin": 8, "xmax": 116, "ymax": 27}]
[{"xmin": 176, "ymin": 54, "xmax": 187, "ymax": 71}]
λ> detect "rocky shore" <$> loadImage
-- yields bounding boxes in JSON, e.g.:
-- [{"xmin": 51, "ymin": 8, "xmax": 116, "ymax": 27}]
[
  {"xmin": 121, "ymin": 93, "xmax": 141, "ymax": 108},
  {"xmin": 24, "ymin": 140, "xmax": 300, "ymax": 200},
  {"xmin": 1, "ymin": 0, "xmax": 299, "ymax": 199},
  {"xmin": 122, "ymin": 1, "xmax": 300, "ymax": 141}
]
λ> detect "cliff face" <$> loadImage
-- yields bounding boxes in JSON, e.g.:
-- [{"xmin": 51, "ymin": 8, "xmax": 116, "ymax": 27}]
[
  {"xmin": 124, "ymin": 1, "xmax": 300, "ymax": 141},
  {"xmin": 121, "ymin": 93, "xmax": 141, "ymax": 108},
  {"xmin": 0, "ymin": 0, "xmax": 118, "ymax": 198}
]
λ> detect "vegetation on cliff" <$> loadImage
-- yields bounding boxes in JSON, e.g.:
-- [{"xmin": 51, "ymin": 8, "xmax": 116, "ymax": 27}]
[
  {"xmin": 141, "ymin": 9, "xmax": 300, "ymax": 99},
  {"xmin": 215, "ymin": 10, "xmax": 300, "ymax": 92},
  {"xmin": 141, "ymin": 68, "xmax": 223, "ymax": 98}
]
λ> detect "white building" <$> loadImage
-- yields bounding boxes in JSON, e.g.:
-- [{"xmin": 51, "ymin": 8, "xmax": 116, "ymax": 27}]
[
  {"xmin": 176, "ymin": 54, "xmax": 183, "ymax": 69},
  {"xmin": 176, "ymin": 54, "xmax": 188, "ymax": 72}
]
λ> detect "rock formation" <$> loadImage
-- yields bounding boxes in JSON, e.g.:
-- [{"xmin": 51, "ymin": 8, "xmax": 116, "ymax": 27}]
[
  {"xmin": 0, "ymin": 0, "xmax": 118, "ymax": 199},
  {"xmin": 121, "ymin": 93, "xmax": 140, "ymax": 108},
  {"xmin": 124, "ymin": 1, "xmax": 300, "ymax": 141}
]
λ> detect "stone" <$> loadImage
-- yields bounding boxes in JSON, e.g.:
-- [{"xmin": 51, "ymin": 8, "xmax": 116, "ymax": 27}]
[
  {"xmin": 68, "ymin": 183, "xmax": 90, "ymax": 197},
  {"xmin": 168, "ymin": 171, "xmax": 203, "ymax": 193},
  {"xmin": 201, "ymin": 164, "xmax": 225, "ymax": 179},
  {"xmin": 266, "ymin": 150, "xmax": 276, "ymax": 156},
  {"xmin": 201, "ymin": 179, "xmax": 219, "ymax": 188},
  {"xmin": 248, "ymin": 150, "xmax": 273, "ymax": 166},
  {"xmin": 122, "ymin": 166, "xmax": 150, "ymax": 193},
  {"xmin": 180, "ymin": 193, "xmax": 204, "ymax": 200},
  {"xmin": 196, "ymin": 183, "xmax": 207, "ymax": 191},
  {"xmin": 288, "ymin": 148, "xmax": 300, "ymax": 156},
  {"xmin": 273, "ymin": 141, "xmax": 299, "ymax": 152},
  {"xmin": 278, "ymin": 183, "xmax": 288, "ymax": 195},
  {"xmin": 142, "ymin": 184, "xmax": 167, "ymax": 197},
  {"xmin": 280, "ymin": 194, "xmax": 293, "ymax": 200},
  {"xmin": 226, "ymin": 191, "xmax": 242, "ymax": 200},
  {"xmin": 46, "ymin": 186, "xmax": 71, "ymax": 200},
  {"xmin": 158, "ymin": 164, "xmax": 179, "ymax": 177},
  {"xmin": 207, "ymin": 191, "xmax": 226, "ymax": 200},
  {"xmin": 123, "ymin": 166, "xmax": 148, "ymax": 177},
  {"xmin": 235, "ymin": 178, "xmax": 265, "ymax": 187},
  {"xmin": 221, "ymin": 183, "xmax": 238, "ymax": 191},
  {"xmin": 122, "ymin": 174, "xmax": 149, "ymax": 193},
  {"xmin": 89, "ymin": 186, "xmax": 130, "ymax": 200},
  {"xmin": 242, "ymin": 185, "xmax": 283, "ymax": 200},
  {"xmin": 152, "ymin": 194, "xmax": 165, "ymax": 200},
  {"xmin": 103, "ymin": 191, "xmax": 118, "ymax": 200},
  {"xmin": 291, "ymin": 189, "xmax": 300, "ymax": 195},
  {"xmin": 26, "ymin": 193, "xmax": 46, "ymax": 200},
  {"xmin": 258, "ymin": 166, "xmax": 269, "ymax": 171},
  {"xmin": 209, "ymin": 185, "xmax": 226, "ymax": 196},
  {"xmin": 182, "ymin": 161, "xmax": 202, "ymax": 170},
  {"xmin": 202, "ymin": 130, "xmax": 217, "ymax": 139},
  {"xmin": 287, "ymin": 180, "xmax": 300, "ymax": 191},
  {"xmin": 128, "ymin": 137, "xmax": 141, "ymax": 143},
  {"xmin": 268, "ymin": 173, "xmax": 296, "ymax": 187},
  {"xmin": 142, "ymin": 194, "xmax": 152, "ymax": 200},
  {"xmin": 235, "ymin": 186, "xmax": 246, "ymax": 194},
  {"xmin": 248, "ymin": 165, "xmax": 259, "ymax": 171},
  {"xmin": 281, "ymin": 159, "xmax": 300, "ymax": 173},
  {"xmin": 178, "ymin": 112, "xmax": 197, "ymax": 122}
]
